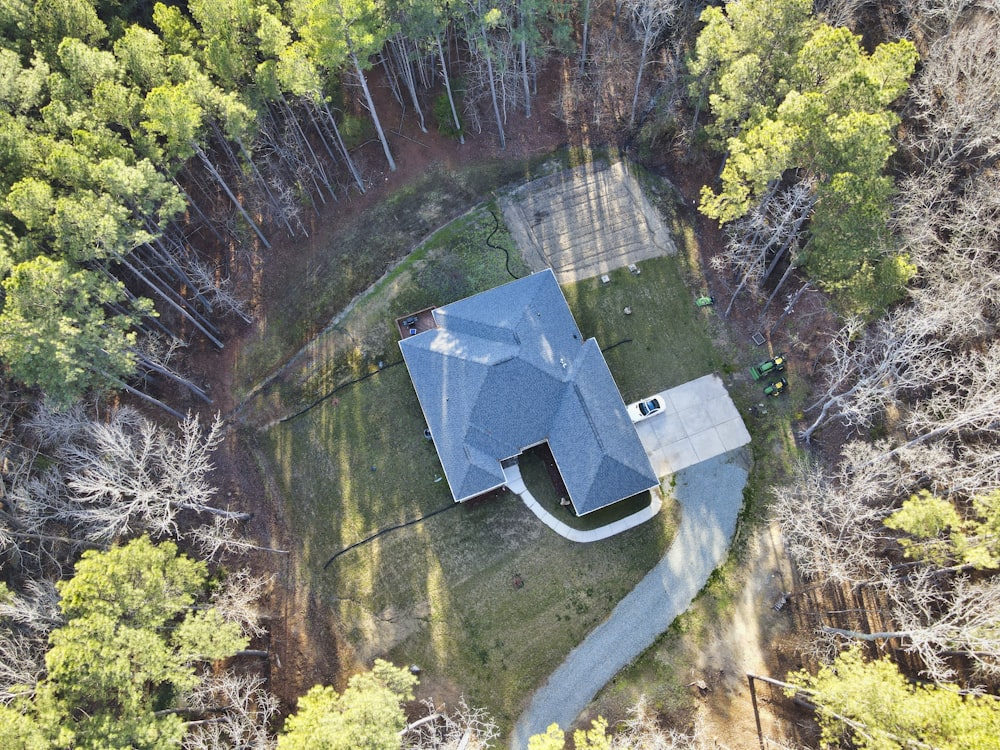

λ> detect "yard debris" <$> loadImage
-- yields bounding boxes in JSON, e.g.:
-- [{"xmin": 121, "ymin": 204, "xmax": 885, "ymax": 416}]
[{"xmin": 688, "ymin": 679, "xmax": 710, "ymax": 695}]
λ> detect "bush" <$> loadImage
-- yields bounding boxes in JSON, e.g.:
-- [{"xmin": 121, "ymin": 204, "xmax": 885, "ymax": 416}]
[{"xmin": 433, "ymin": 92, "xmax": 464, "ymax": 139}]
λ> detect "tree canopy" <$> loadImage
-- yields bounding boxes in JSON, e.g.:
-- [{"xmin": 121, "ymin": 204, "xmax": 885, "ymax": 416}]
[
  {"xmin": 278, "ymin": 660, "xmax": 417, "ymax": 750},
  {"xmin": 789, "ymin": 647, "xmax": 1000, "ymax": 750},
  {"xmin": 689, "ymin": 0, "xmax": 918, "ymax": 314},
  {"xmin": 0, "ymin": 256, "xmax": 142, "ymax": 406},
  {"xmin": 6, "ymin": 537, "xmax": 247, "ymax": 750}
]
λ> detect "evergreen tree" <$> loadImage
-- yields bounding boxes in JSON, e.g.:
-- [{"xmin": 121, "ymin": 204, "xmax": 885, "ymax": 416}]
[
  {"xmin": 0, "ymin": 256, "xmax": 144, "ymax": 406},
  {"xmin": 7, "ymin": 537, "xmax": 248, "ymax": 749},
  {"xmin": 789, "ymin": 647, "xmax": 1000, "ymax": 750},
  {"xmin": 689, "ymin": 0, "xmax": 918, "ymax": 314},
  {"xmin": 278, "ymin": 660, "xmax": 417, "ymax": 750}
]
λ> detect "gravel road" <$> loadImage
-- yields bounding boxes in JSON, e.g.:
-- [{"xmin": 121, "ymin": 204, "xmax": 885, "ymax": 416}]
[{"xmin": 509, "ymin": 449, "xmax": 750, "ymax": 748}]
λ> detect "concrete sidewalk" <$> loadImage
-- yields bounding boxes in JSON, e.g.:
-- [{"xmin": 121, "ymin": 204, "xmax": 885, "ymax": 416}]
[
  {"xmin": 509, "ymin": 449, "xmax": 749, "ymax": 748},
  {"xmin": 503, "ymin": 463, "xmax": 663, "ymax": 543}
]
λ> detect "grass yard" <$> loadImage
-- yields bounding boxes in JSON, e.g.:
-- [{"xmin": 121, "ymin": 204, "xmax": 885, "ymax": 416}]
[
  {"xmin": 234, "ymin": 149, "xmax": 610, "ymax": 399},
  {"xmin": 563, "ymin": 258, "xmax": 724, "ymax": 403},
  {"xmin": 250, "ymin": 166, "xmax": 734, "ymax": 733}
]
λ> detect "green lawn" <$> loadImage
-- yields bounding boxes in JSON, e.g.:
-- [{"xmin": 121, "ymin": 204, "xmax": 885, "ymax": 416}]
[
  {"xmin": 564, "ymin": 258, "xmax": 723, "ymax": 403},
  {"xmin": 249, "ymin": 168, "xmax": 735, "ymax": 732},
  {"xmin": 233, "ymin": 150, "xmax": 609, "ymax": 399}
]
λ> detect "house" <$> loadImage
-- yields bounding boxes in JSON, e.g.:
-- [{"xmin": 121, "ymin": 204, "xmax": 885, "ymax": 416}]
[{"xmin": 399, "ymin": 269, "xmax": 658, "ymax": 516}]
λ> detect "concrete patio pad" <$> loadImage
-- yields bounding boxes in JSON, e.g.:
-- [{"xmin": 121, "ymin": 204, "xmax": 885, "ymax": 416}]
[
  {"xmin": 634, "ymin": 374, "xmax": 751, "ymax": 477},
  {"xmin": 499, "ymin": 160, "xmax": 676, "ymax": 283}
]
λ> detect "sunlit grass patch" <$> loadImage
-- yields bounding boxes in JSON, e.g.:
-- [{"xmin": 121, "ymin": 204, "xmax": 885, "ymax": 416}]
[{"xmin": 250, "ymin": 166, "xmax": 732, "ymax": 735}]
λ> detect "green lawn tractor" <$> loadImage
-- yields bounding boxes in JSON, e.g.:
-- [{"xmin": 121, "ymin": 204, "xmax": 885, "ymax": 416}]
[
  {"xmin": 763, "ymin": 377, "xmax": 788, "ymax": 397},
  {"xmin": 750, "ymin": 353, "xmax": 787, "ymax": 380}
]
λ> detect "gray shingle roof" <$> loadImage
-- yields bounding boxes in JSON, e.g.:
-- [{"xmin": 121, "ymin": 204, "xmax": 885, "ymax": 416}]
[{"xmin": 399, "ymin": 269, "xmax": 658, "ymax": 515}]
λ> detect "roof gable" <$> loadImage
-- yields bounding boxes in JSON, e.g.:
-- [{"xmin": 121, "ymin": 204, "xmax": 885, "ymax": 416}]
[{"xmin": 400, "ymin": 270, "xmax": 658, "ymax": 512}]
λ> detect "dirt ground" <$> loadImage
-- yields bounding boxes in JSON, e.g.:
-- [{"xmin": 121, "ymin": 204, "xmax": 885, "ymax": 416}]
[{"xmin": 175, "ymin": 26, "xmax": 842, "ymax": 745}]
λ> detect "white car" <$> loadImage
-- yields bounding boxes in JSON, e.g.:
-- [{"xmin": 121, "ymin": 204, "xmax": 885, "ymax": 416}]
[{"xmin": 627, "ymin": 396, "xmax": 663, "ymax": 423}]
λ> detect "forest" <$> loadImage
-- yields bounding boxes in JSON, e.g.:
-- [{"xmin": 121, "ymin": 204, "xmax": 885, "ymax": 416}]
[{"xmin": 1, "ymin": 0, "xmax": 999, "ymax": 747}]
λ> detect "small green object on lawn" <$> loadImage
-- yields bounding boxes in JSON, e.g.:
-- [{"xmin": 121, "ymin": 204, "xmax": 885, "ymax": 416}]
[
  {"xmin": 750, "ymin": 353, "xmax": 787, "ymax": 380},
  {"xmin": 763, "ymin": 377, "xmax": 788, "ymax": 397},
  {"xmin": 695, "ymin": 295, "xmax": 715, "ymax": 307}
]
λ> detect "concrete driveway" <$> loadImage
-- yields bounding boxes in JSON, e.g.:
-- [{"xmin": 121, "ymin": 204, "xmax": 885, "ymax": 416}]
[
  {"xmin": 509, "ymin": 448, "xmax": 750, "ymax": 747},
  {"xmin": 634, "ymin": 374, "xmax": 751, "ymax": 477}
]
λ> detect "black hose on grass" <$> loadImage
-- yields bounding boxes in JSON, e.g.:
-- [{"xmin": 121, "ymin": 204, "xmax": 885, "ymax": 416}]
[
  {"xmin": 487, "ymin": 208, "xmax": 519, "ymax": 280},
  {"xmin": 279, "ymin": 360, "xmax": 404, "ymax": 424},
  {"xmin": 323, "ymin": 502, "xmax": 460, "ymax": 569},
  {"xmin": 601, "ymin": 338, "xmax": 633, "ymax": 353}
]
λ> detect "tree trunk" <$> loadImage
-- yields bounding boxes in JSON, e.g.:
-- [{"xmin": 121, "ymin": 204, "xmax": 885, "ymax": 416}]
[
  {"xmin": 518, "ymin": 7, "xmax": 531, "ymax": 118},
  {"xmin": 759, "ymin": 263, "xmax": 798, "ymax": 321},
  {"xmin": 178, "ymin": 500, "xmax": 252, "ymax": 521},
  {"xmin": 630, "ymin": 34, "xmax": 651, "ymax": 126},
  {"xmin": 351, "ymin": 52, "xmax": 397, "ymax": 172},
  {"xmin": 380, "ymin": 50, "xmax": 405, "ymax": 106},
  {"xmin": 172, "ymin": 179, "xmax": 227, "ymax": 246},
  {"xmin": 820, "ymin": 626, "xmax": 909, "ymax": 641},
  {"xmin": 437, "ymin": 36, "xmax": 464, "ymax": 145},
  {"xmin": 303, "ymin": 98, "xmax": 339, "ymax": 164},
  {"xmin": 481, "ymin": 26, "xmax": 507, "ymax": 150},
  {"xmin": 277, "ymin": 94, "xmax": 332, "ymax": 203},
  {"xmin": 100, "ymin": 371, "xmax": 186, "ymax": 420},
  {"xmin": 135, "ymin": 352, "xmax": 213, "ymax": 404},
  {"xmin": 321, "ymin": 100, "xmax": 366, "ymax": 192},
  {"xmin": 769, "ymin": 281, "xmax": 811, "ymax": 336},
  {"xmin": 133, "ymin": 244, "xmax": 221, "ymax": 332},
  {"xmin": 116, "ymin": 251, "xmax": 225, "ymax": 349},
  {"xmin": 388, "ymin": 38, "xmax": 428, "ymax": 133},
  {"xmin": 194, "ymin": 144, "xmax": 271, "ymax": 249},
  {"xmin": 579, "ymin": 0, "xmax": 592, "ymax": 74}
]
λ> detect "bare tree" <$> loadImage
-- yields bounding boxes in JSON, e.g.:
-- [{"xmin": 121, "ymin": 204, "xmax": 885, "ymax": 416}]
[
  {"xmin": 906, "ymin": 18, "xmax": 1000, "ymax": 172},
  {"xmin": 183, "ymin": 672, "xmax": 279, "ymax": 750},
  {"xmin": 462, "ymin": 0, "xmax": 518, "ymax": 149},
  {"xmin": 609, "ymin": 695, "xmax": 727, "ymax": 749},
  {"xmin": 626, "ymin": 0, "xmax": 679, "ymax": 126},
  {"xmin": 822, "ymin": 570, "xmax": 1000, "ymax": 683},
  {"xmin": 900, "ymin": 342, "xmax": 1000, "ymax": 452},
  {"xmin": 799, "ymin": 313, "xmax": 947, "ymax": 443},
  {"xmin": 814, "ymin": 0, "xmax": 868, "ymax": 28},
  {"xmin": 210, "ymin": 568, "xmax": 270, "ymax": 640},
  {"xmin": 900, "ymin": 0, "xmax": 988, "ymax": 37},
  {"xmin": 0, "ymin": 580, "xmax": 60, "ymax": 701},
  {"xmin": 712, "ymin": 180, "xmax": 815, "ymax": 317},
  {"xmin": 774, "ymin": 458, "xmax": 893, "ymax": 586},
  {"xmin": 402, "ymin": 698, "xmax": 499, "ymax": 749},
  {"xmin": 31, "ymin": 407, "xmax": 250, "ymax": 545}
]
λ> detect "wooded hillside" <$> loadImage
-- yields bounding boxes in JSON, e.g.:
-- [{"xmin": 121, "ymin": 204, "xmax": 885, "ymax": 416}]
[{"xmin": 2, "ymin": 0, "xmax": 999, "ymax": 747}]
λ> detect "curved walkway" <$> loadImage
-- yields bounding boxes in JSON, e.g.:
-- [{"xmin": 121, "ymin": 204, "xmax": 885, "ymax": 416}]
[
  {"xmin": 509, "ymin": 449, "xmax": 749, "ymax": 748},
  {"xmin": 502, "ymin": 463, "xmax": 663, "ymax": 542}
]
